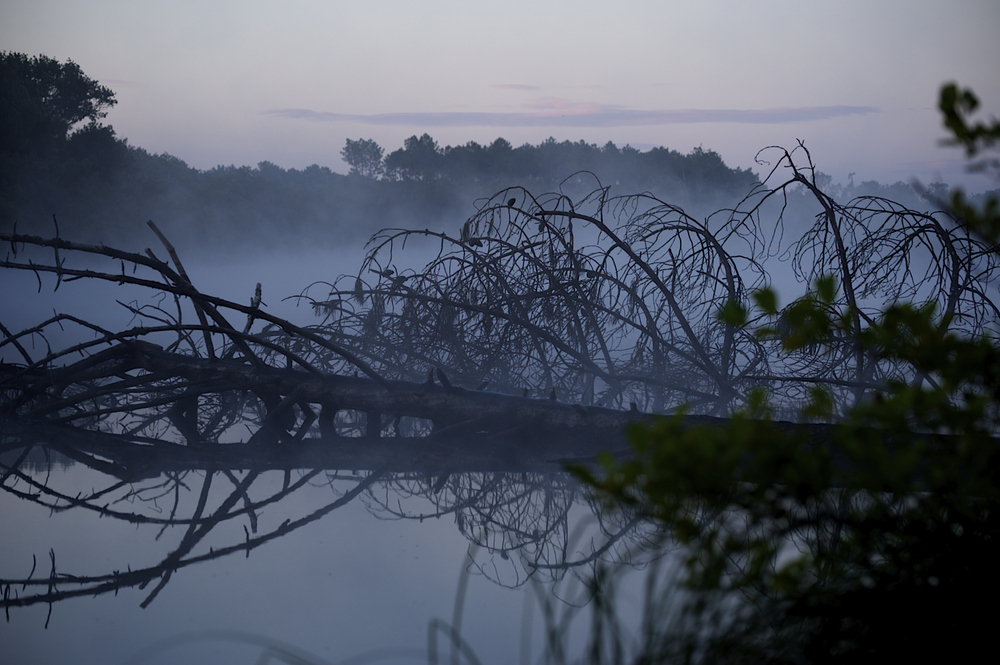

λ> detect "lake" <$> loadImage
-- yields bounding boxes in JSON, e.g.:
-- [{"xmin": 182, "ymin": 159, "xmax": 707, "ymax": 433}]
[
  {"xmin": 0, "ymin": 241, "xmax": 674, "ymax": 664},
  {"xmin": 2, "ymin": 455, "xmax": 670, "ymax": 664}
]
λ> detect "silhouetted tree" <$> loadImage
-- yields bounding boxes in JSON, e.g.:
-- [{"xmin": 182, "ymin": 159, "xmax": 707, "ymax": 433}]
[
  {"xmin": 0, "ymin": 52, "xmax": 116, "ymax": 136},
  {"xmin": 384, "ymin": 133, "xmax": 443, "ymax": 181},
  {"xmin": 340, "ymin": 137, "xmax": 384, "ymax": 178},
  {"xmin": 0, "ymin": 52, "xmax": 127, "ymax": 227}
]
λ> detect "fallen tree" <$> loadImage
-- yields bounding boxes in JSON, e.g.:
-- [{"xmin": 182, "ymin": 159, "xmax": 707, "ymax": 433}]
[
  {"xmin": 2, "ymin": 335, "xmax": 849, "ymax": 479},
  {"xmin": 1, "ymin": 144, "xmax": 997, "ymax": 475}
]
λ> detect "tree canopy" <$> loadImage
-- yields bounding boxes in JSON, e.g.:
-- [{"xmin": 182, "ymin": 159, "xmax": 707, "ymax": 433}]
[
  {"xmin": 0, "ymin": 51, "xmax": 116, "ymax": 135},
  {"xmin": 1, "ymin": 52, "xmax": 127, "ymax": 225},
  {"xmin": 383, "ymin": 132, "xmax": 444, "ymax": 181},
  {"xmin": 341, "ymin": 137, "xmax": 384, "ymax": 179}
]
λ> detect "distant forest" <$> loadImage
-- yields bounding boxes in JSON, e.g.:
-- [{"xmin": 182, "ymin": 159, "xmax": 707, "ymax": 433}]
[{"xmin": 1, "ymin": 52, "xmax": 978, "ymax": 250}]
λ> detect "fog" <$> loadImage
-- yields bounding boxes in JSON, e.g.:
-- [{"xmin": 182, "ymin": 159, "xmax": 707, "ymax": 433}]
[
  {"xmin": 1, "ymin": 245, "xmax": 347, "ymax": 360},
  {"xmin": 4, "ymin": 96, "xmax": 999, "ymax": 663},
  {"xmin": 3, "ymin": 1, "xmax": 999, "ymax": 658}
]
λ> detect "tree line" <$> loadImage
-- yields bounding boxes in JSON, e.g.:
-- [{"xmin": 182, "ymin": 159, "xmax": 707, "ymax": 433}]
[
  {"xmin": 342, "ymin": 133, "xmax": 758, "ymax": 194},
  {"xmin": 6, "ymin": 51, "xmax": 979, "ymax": 252}
]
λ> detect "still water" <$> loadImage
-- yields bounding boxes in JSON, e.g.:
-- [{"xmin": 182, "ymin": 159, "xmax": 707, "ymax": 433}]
[
  {"xmin": 2, "ymin": 458, "xmax": 649, "ymax": 664},
  {"xmin": 0, "ymin": 244, "xmax": 668, "ymax": 664}
]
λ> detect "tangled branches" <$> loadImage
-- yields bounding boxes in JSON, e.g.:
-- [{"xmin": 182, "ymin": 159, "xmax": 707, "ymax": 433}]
[
  {"xmin": 302, "ymin": 180, "xmax": 756, "ymax": 417},
  {"xmin": 1, "ymin": 146, "xmax": 995, "ymax": 462},
  {"xmin": 299, "ymin": 146, "xmax": 998, "ymax": 419},
  {"xmin": 366, "ymin": 470, "xmax": 663, "ymax": 589}
]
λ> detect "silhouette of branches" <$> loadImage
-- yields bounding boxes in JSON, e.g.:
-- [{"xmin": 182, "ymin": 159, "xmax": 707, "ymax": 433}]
[
  {"xmin": 733, "ymin": 143, "xmax": 1000, "ymax": 412},
  {"xmin": 300, "ymin": 180, "xmax": 757, "ymax": 417},
  {"xmin": 360, "ymin": 470, "xmax": 664, "ymax": 589},
  {"xmin": 1, "ymin": 444, "xmax": 658, "ymax": 617},
  {"xmin": 298, "ymin": 156, "xmax": 997, "ymax": 419},
  {"xmin": 0, "ymin": 457, "xmax": 383, "ymax": 614}
]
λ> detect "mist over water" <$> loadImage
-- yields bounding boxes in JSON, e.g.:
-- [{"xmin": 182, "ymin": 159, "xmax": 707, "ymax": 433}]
[{"xmin": 1, "ymin": 240, "xmax": 377, "ymax": 359}]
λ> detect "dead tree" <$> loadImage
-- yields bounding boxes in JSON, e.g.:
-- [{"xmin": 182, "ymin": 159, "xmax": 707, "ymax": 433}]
[{"xmin": 2, "ymin": 147, "xmax": 997, "ymax": 464}]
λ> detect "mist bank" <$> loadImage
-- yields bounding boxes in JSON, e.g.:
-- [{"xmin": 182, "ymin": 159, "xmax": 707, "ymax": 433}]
[
  {"xmin": 13, "ymin": 131, "xmax": 984, "ymax": 256},
  {"xmin": 2, "ymin": 51, "xmax": 761, "ymax": 250},
  {"xmin": 5, "ymin": 131, "xmax": 766, "ymax": 253}
]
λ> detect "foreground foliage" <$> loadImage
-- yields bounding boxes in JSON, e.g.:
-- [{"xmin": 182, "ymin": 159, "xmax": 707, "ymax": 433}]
[{"xmin": 575, "ymin": 84, "xmax": 1000, "ymax": 662}]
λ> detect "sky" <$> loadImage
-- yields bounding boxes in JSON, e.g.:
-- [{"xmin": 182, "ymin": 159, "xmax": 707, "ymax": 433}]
[{"xmin": 3, "ymin": 0, "xmax": 999, "ymax": 189}]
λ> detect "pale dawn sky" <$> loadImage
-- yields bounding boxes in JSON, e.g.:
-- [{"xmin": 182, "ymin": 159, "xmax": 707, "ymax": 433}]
[{"xmin": 3, "ymin": 0, "xmax": 998, "ymax": 188}]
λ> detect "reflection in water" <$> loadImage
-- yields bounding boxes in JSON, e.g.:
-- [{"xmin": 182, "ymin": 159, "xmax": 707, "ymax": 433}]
[
  {"xmin": 1, "ymin": 446, "xmax": 663, "ymax": 610},
  {"xmin": 1, "ymin": 444, "xmax": 677, "ymax": 663},
  {"xmin": 369, "ymin": 471, "xmax": 661, "ymax": 590},
  {"xmin": 0, "ymin": 229, "xmax": 684, "ymax": 662}
]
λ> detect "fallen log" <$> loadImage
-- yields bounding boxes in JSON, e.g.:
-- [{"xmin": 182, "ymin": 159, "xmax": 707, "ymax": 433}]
[{"xmin": 2, "ymin": 339, "xmax": 850, "ymax": 480}]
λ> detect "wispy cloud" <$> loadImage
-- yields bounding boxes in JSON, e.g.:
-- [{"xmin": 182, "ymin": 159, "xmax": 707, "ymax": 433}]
[{"xmin": 266, "ymin": 98, "xmax": 879, "ymax": 128}]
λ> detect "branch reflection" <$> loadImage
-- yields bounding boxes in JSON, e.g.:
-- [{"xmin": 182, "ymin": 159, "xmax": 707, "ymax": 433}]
[{"xmin": 0, "ymin": 442, "xmax": 664, "ymax": 622}]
